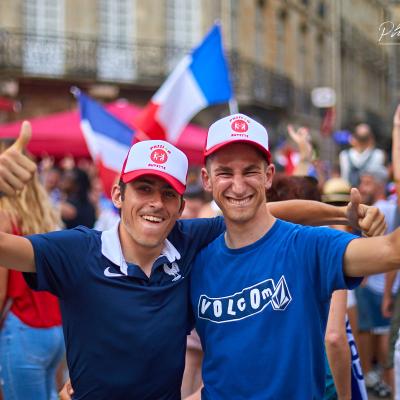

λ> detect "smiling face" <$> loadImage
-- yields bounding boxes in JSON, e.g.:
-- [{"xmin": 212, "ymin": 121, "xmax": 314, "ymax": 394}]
[
  {"xmin": 202, "ymin": 143, "xmax": 274, "ymax": 225},
  {"xmin": 112, "ymin": 175, "xmax": 184, "ymax": 252}
]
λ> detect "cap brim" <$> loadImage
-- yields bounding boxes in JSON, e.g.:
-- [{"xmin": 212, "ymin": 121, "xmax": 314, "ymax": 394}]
[
  {"xmin": 204, "ymin": 140, "xmax": 271, "ymax": 163},
  {"xmin": 121, "ymin": 169, "xmax": 186, "ymax": 195},
  {"xmin": 322, "ymin": 193, "xmax": 351, "ymax": 203}
]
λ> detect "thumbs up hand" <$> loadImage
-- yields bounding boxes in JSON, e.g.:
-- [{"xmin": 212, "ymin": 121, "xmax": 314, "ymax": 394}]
[
  {"xmin": 0, "ymin": 121, "xmax": 37, "ymax": 196},
  {"xmin": 346, "ymin": 188, "xmax": 387, "ymax": 236}
]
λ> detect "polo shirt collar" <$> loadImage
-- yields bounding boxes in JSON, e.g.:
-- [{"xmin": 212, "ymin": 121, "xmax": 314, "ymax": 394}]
[{"xmin": 101, "ymin": 222, "xmax": 181, "ymax": 276}]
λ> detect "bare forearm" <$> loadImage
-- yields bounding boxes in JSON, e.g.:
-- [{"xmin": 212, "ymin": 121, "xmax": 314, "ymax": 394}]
[
  {"xmin": 393, "ymin": 124, "xmax": 400, "ymax": 181},
  {"xmin": 268, "ymin": 200, "xmax": 347, "ymax": 226},
  {"xmin": 0, "ymin": 232, "xmax": 36, "ymax": 272},
  {"xmin": 344, "ymin": 230, "xmax": 400, "ymax": 277},
  {"xmin": 384, "ymin": 271, "xmax": 397, "ymax": 299},
  {"xmin": 326, "ymin": 339, "xmax": 351, "ymax": 399}
]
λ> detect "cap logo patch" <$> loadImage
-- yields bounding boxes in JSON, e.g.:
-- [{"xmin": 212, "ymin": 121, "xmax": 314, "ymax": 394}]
[
  {"xmin": 231, "ymin": 119, "xmax": 248, "ymax": 133},
  {"xmin": 150, "ymin": 149, "xmax": 168, "ymax": 164}
]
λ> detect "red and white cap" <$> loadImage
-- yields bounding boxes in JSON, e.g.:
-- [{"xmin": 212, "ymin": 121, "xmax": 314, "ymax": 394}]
[
  {"xmin": 204, "ymin": 113, "xmax": 271, "ymax": 162},
  {"xmin": 120, "ymin": 140, "xmax": 188, "ymax": 195}
]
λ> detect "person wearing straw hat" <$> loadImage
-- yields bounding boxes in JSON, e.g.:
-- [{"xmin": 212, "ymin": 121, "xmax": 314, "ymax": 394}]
[{"xmin": 189, "ymin": 113, "xmax": 400, "ymax": 399}]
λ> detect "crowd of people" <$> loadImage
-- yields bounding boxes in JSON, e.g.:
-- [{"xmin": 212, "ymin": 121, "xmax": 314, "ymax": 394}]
[{"xmin": 0, "ymin": 108, "xmax": 399, "ymax": 400}]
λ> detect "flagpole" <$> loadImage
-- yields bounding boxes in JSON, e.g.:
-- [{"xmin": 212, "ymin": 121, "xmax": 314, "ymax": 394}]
[
  {"xmin": 229, "ymin": 98, "xmax": 238, "ymax": 114},
  {"xmin": 70, "ymin": 86, "xmax": 81, "ymax": 98}
]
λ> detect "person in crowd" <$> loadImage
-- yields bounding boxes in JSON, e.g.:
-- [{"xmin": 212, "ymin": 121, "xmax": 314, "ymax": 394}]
[
  {"xmin": 189, "ymin": 113, "xmax": 400, "ymax": 399},
  {"xmin": 387, "ymin": 104, "xmax": 400, "ymax": 400},
  {"xmin": 322, "ymin": 177, "xmax": 368, "ymax": 400},
  {"xmin": 339, "ymin": 123, "xmax": 386, "ymax": 187},
  {"xmin": 0, "ymin": 138, "xmax": 65, "ymax": 400},
  {"xmin": 356, "ymin": 166, "xmax": 397, "ymax": 396},
  {"xmin": 180, "ymin": 183, "xmax": 208, "ymax": 398},
  {"xmin": 59, "ymin": 167, "xmax": 96, "ymax": 229}
]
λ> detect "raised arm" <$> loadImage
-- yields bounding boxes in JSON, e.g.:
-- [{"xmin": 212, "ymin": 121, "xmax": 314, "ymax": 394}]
[
  {"xmin": 0, "ymin": 121, "xmax": 36, "ymax": 196},
  {"xmin": 392, "ymin": 105, "xmax": 400, "ymax": 204},
  {"xmin": 268, "ymin": 188, "xmax": 386, "ymax": 236}
]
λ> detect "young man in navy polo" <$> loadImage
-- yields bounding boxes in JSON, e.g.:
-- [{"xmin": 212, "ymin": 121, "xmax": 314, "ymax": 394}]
[
  {"xmin": 0, "ymin": 136, "xmax": 386, "ymax": 400},
  {"xmin": 190, "ymin": 114, "xmax": 400, "ymax": 399}
]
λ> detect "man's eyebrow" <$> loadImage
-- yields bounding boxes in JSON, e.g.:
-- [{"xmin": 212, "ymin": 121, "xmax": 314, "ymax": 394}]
[
  {"xmin": 243, "ymin": 164, "xmax": 262, "ymax": 172},
  {"xmin": 135, "ymin": 178, "xmax": 175, "ymax": 191},
  {"xmin": 214, "ymin": 166, "xmax": 232, "ymax": 173},
  {"xmin": 134, "ymin": 178, "xmax": 155, "ymax": 185}
]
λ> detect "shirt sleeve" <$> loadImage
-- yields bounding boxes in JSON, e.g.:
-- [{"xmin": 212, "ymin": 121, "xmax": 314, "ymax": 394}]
[
  {"xmin": 175, "ymin": 216, "xmax": 225, "ymax": 253},
  {"xmin": 24, "ymin": 227, "xmax": 93, "ymax": 299},
  {"xmin": 297, "ymin": 226, "xmax": 361, "ymax": 302}
]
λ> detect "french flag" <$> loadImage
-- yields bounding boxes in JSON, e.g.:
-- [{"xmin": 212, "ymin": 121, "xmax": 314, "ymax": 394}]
[
  {"xmin": 76, "ymin": 90, "xmax": 134, "ymax": 197},
  {"xmin": 134, "ymin": 23, "xmax": 233, "ymax": 143}
]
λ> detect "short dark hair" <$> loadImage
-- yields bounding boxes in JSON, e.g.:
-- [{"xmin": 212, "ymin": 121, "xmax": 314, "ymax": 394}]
[{"xmin": 119, "ymin": 180, "xmax": 126, "ymax": 201}]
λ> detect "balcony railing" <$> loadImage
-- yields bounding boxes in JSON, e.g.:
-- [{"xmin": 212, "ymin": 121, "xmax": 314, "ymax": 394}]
[{"xmin": 1, "ymin": 30, "xmax": 302, "ymax": 111}]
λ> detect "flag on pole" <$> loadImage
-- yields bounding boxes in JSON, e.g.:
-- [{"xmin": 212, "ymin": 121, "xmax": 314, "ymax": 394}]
[
  {"xmin": 75, "ymin": 89, "xmax": 134, "ymax": 197},
  {"xmin": 134, "ymin": 23, "xmax": 233, "ymax": 143}
]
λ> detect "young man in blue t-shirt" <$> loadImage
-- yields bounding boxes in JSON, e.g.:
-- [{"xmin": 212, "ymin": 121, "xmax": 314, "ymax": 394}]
[
  {"xmin": 0, "ymin": 135, "xmax": 387, "ymax": 400},
  {"xmin": 190, "ymin": 113, "xmax": 400, "ymax": 399}
]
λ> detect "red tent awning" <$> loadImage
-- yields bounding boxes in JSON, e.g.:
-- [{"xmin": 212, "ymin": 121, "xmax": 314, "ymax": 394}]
[{"xmin": 0, "ymin": 100, "xmax": 207, "ymax": 165}]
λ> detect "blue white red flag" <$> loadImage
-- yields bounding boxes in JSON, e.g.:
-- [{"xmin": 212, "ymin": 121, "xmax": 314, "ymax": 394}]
[
  {"xmin": 76, "ymin": 91, "xmax": 134, "ymax": 197},
  {"xmin": 134, "ymin": 23, "xmax": 233, "ymax": 143}
]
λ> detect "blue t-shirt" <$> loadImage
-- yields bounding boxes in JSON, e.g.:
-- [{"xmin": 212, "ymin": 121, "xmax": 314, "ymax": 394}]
[
  {"xmin": 190, "ymin": 219, "xmax": 360, "ymax": 400},
  {"xmin": 25, "ymin": 217, "xmax": 224, "ymax": 400}
]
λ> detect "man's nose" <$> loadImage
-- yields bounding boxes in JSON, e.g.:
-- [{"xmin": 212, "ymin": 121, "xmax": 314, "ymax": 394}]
[
  {"xmin": 231, "ymin": 175, "xmax": 246, "ymax": 195},
  {"xmin": 149, "ymin": 191, "xmax": 163, "ymax": 208}
]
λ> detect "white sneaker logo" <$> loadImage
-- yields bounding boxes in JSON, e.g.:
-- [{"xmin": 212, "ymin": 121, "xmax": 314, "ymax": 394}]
[
  {"xmin": 163, "ymin": 262, "xmax": 182, "ymax": 282},
  {"xmin": 104, "ymin": 267, "xmax": 124, "ymax": 277}
]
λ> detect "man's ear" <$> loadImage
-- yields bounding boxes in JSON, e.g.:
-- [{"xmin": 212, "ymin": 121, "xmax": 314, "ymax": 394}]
[
  {"xmin": 265, "ymin": 163, "xmax": 275, "ymax": 190},
  {"xmin": 111, "ymin": 184, "xmax": 123, "ymax": 210},
  {"xmin": 178, "ymin": 198, "xmax": 186, "ymax": 217},
  {"xmin": 201, "ymin": 167, "xmax": 212, "ymax": 193}
]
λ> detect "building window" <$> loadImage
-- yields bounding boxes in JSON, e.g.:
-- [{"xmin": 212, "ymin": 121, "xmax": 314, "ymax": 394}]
[
  {"xmin": 166, "ymin": 0, "xmax": 201, "ymax": 70},
  {"xmin": 97, "ymin": 0, "xmax": 136, "ymax": 82},
  {"xmin": 276, "ymin": 11, "xmax": 286, "ymax": 74},
  {"xmin": 315, "ymin": 34, "xmax": 325, "ymax": 85},
  {"xmin": 255, "ymin": 2, "xmax": 265, "ymax": 64},
  {"xmin": 298, "ymin": 24, "xmax": 308, "ymax": 86},
  {"xmin": 23, "ymin": 0, "xmax": 65, "ymax": 76},
  {"xmin": 318, "ymin": 2, "xmax": 326, "ymax": 18}
]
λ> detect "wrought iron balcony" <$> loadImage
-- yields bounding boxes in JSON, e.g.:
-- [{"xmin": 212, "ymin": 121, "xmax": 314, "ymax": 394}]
[
  {"xmin": 0, "ymin": 30, "xmax": 297, "ymax": 110},
  {"xmin": 229, "ymin": 52, "xmax": 294, "ymax": 109}
]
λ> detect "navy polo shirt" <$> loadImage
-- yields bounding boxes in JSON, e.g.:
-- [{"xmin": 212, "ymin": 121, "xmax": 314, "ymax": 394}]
[{"xmin": 25, "ymin": 217, "xmax": 224, "ymax": 400}]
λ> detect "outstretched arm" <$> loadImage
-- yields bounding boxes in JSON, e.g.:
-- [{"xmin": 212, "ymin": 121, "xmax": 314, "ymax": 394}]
[
  {"xmin": 268, "ymin": 188, "xmax": 386, "ymax": 236},
  {"xmin": 344, "ymin": 227, "xmax": 400, "ymax": 277},
  {"xmin": 0, "ymin": 121, "xmax": 36, "ymax": 196}
]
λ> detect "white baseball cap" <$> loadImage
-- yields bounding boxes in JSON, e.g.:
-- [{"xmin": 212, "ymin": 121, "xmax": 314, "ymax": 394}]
[
  {"xmin": 120, "ymin": 140, "xmax": 188, "ymax": 195},
  {"xmin": 204, "ymin": 113, "xmax": 271, "ymax": 162}
]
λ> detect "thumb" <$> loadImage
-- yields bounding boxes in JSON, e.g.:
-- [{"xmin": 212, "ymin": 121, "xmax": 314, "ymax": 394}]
[
  {"xmin": 11, "ymin": 121, "xmax": 31, "ymax": 152},
  {"xmin": 349, "ymin": 187, "xmax": 362, "ymax": 216}
]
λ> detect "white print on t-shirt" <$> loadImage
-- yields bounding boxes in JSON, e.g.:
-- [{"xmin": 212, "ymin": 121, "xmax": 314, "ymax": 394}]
[
  {"xmin": 163, "ymin": 262, "xmax": 182, "ymax": 282},
  {"xmin": 197, "ymin": 276, "xmax": 292, "ymax": 323}
]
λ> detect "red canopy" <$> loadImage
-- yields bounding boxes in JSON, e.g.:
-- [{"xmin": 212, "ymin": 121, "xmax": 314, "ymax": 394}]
[{"xmin": 0, "ymin": 101, "xmax": 207, "ymax": 165}]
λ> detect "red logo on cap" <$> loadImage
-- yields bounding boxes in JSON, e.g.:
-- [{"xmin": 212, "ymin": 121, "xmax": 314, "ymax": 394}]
[
  {"xmin": 150, "ymin": 149, "xmax": 168, "ymax": 164},
  {"xmin": 231, "ymin": 119, "xmax": 248, "ymax": 133}
]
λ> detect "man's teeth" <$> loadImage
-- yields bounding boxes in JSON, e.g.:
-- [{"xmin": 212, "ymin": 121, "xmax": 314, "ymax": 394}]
[
  {"xmin": 142, "ymin": 215, "xmax": 163, "ymax": 222},
  {"xmin": 228, "ymin": 197, "xmax": 251, "ymax": 205}
]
